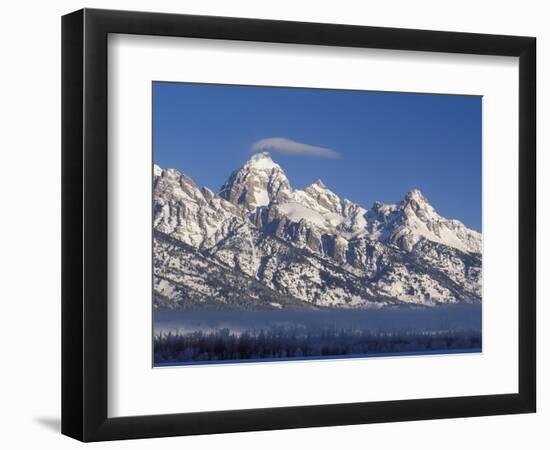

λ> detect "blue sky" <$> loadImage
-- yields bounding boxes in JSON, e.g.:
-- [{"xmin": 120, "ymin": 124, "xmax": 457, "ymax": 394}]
[{"xmin": 153, "ymin": 82, "xmax": 482, "ymax": 231}]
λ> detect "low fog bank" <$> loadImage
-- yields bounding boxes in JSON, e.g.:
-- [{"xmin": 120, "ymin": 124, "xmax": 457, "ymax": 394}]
[{"xmin": 154, "ymin": 304, "xmax": 481, "ymax": 336}]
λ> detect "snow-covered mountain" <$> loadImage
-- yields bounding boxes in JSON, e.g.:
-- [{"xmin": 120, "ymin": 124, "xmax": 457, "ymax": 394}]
[
  {"xmin": 219, "ymin": 152, "xmax": 293, "ymax": 211},
  {"xmin": 153, "ymin": 153, "xmax": 482, "ymax": 310}
]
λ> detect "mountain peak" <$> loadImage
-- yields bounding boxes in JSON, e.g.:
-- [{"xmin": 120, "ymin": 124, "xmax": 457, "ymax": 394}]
[
  {"xmin": 405, "ymin": 188, "xmax": 426, "ymax": 202},
  {"xmin": 250, "ymin": 151, "xmax": 272, "ymax": 161},
  {"xmin": 401, "ymin": 189, "xmax": 437, "ymax": 218},
  {"xmin": 220, "ymin": 153, "xmax": 291, "ymax": 211},
  {"xmin": 402, "ymin": 189, "xmax": 435, "ymax": 212},
  {"xmin": 310, "ymin": 179, "xmax": 327, "ymax": 189},
  {"xmin": 302, "ymin": 179, "xmax": 342, "ymax": 215},
  {"xmin": 247, "ymin": 152, "xmax": 278, "ymax": 170}
]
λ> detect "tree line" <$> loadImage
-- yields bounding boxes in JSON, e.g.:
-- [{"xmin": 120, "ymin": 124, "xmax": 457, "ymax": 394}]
[{"xmin": 154, "ymin": 326, "xmax": 481, "ymax": 364}]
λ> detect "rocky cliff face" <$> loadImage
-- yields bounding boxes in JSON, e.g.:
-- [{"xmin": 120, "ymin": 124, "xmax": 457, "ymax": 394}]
[
  {"xmin": 219, "ymin": 152, "xmax": 293, "ymax": 211},
  {"xmin": 153, "ymin": 153, "xmax": 482, "ymax": 310}
]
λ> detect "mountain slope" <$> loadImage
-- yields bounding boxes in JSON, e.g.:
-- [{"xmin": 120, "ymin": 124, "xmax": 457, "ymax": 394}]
[
  {"xmin": 153, "ymin": 153, "xmax": 482, "ymax": 309},
  {"xmin": 154, "ymin": 231, "xmax": 317, "ymax": 310}
]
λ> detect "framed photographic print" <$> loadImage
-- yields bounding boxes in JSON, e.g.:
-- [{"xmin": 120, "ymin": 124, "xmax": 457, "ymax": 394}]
[{"xmin": 62, "ymin": 8, "xmax": 536, "ymax": 442}]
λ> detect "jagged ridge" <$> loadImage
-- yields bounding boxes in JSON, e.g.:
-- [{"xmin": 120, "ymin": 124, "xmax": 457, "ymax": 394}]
[{"xmin": 152, "ymin": 152, "xmax": 481, "ymax": 309}]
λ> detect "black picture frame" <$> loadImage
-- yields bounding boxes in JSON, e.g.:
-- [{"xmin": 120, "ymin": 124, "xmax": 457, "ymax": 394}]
[{"xmin": 62, "ymin": 8, "xmax": 536, "ymax": 442}]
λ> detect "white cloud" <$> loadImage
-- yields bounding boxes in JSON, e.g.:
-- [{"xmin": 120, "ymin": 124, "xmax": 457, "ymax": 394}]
[{"xmin": 251, "ymin": 137, "xmax": 341, "ymax": 159}]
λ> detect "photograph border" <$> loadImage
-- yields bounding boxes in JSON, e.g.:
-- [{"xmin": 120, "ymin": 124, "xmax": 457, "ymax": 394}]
[
  {"xmin": 62, "ymin": 8, "xmax": 536, "ymax": 441},
  {"xmin": 151, "ymin": 80, "xmax": 484, "ymax": 368}
]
